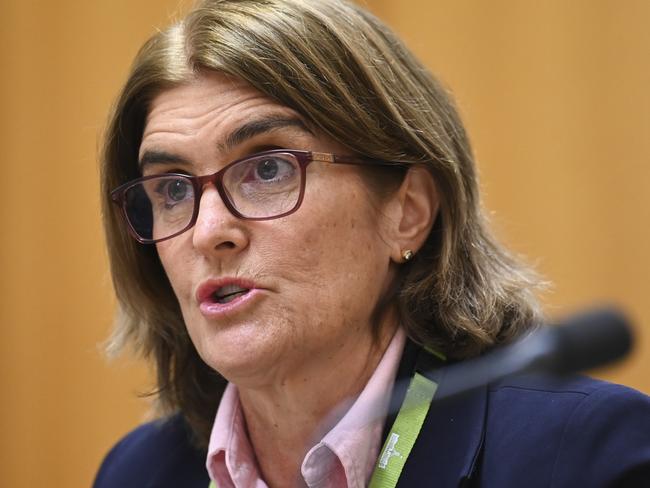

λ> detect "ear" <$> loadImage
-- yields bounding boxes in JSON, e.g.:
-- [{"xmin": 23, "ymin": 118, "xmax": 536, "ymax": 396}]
[{"xmin": 388, "ymin": 166, "xmax": 439, "ymax": 263}]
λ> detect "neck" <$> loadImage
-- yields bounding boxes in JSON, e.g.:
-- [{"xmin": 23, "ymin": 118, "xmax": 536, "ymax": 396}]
[{"xmin": 238, "ymin": 321, "xmax": 398, "ymax": 488}]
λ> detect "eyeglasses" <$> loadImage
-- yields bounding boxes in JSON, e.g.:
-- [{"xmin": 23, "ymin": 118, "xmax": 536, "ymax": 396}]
[{"xmin": 111, "ymin": 149, "xmax": 405, "ymax": 244}]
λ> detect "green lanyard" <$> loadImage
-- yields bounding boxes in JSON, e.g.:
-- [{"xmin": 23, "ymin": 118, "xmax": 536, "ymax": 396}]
[
  {"xmin": 368, "ymin": 371, "xmax": 437, "ymax": 487},
  {"xmin": 208, "ymin": 368, "xmax": 438, "ymax": 488}
]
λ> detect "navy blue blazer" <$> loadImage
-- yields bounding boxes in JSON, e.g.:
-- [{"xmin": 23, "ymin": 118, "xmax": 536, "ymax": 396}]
[{"xmin": 94, "ymin": 342, "xmax": 650, "ymax": 487}]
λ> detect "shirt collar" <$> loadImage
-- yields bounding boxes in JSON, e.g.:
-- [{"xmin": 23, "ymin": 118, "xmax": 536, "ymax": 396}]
[
  {"xmin": 207, "ymin": 384, "xmax": 264, "ymax": 488},
  {"xmin": 302, "ymin": 328, "xmax": 406, "ymax": 487}
]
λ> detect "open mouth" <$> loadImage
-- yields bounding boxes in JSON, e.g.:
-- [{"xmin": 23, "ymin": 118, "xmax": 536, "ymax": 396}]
[{"xmin": 211, "ymin": 284, "xmax": 251, "ymax": 304}]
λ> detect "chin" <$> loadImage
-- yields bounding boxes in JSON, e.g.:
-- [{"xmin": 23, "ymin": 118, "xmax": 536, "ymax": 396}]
[{"xmin": 193, "ymin": 321, "xmax": 284, "ymax": 384}]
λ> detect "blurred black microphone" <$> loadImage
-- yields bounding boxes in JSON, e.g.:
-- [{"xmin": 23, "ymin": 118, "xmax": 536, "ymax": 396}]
[{"xmin": 430, "ymin": 307, "xmax": 634, "ymax": 401}]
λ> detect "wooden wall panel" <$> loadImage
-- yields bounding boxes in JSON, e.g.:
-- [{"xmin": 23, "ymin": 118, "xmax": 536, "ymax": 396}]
[{"xmin": 0, "ymin": 1, "xmax": 647, "ymax": 486}]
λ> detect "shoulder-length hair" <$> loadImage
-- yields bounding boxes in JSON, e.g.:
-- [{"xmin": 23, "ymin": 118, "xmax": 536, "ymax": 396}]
[{"xmin": 102, "ymin": 0, "xmax": 543, "ymax": 447}]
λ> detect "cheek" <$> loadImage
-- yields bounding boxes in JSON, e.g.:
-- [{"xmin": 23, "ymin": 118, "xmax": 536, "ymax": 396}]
[
  {"xmin": 156, "ymin": 240, "xmax": 209, "ymax": 352},
  {"xmin": 302, "ymin": 219, "xmax": 373, "ymax": 280},
  {"xmin": 281, "ymin": 192, "xmax": 391, "ymax": 318},
  {"xmin": 155, "ymin": 238, "xmax": 195, "ymax": 304}
]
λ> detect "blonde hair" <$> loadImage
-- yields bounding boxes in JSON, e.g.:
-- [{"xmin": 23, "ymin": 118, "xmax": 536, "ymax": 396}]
[{"xmin": 101, "ymin": 0, "xmax": 543, "ymax": 446}]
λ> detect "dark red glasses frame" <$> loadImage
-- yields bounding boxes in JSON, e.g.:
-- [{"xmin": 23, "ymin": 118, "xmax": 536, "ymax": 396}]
[{"xmin": 111, "ymin": 149, "xmax": 406, "ymax": 244}]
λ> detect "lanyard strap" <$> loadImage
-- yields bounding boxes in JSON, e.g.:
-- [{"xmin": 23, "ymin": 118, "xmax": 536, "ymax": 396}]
[
  {"xmin": 209, "ymin": 368, "xmax": 438, "ymax": 488},
  {"xmin": 368, "ymin": 371, "xmax": 437, "ymax": 488}
]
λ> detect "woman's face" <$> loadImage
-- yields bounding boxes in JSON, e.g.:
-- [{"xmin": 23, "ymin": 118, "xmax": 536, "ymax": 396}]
[{"xmin": 140, "ymin": 72, "xmax": 400, "ymax": 387}]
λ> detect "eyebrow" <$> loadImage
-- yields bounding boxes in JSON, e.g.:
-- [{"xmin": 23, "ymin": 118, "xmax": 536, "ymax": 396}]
[
  {"xmin": 220, "ymin": 115, "xmax": 312, "ymax": 152},
  {"xmin": 139, "ymin": 151, "xmax": 190, "ymax": 169},
  {"xmin": 139, "ymin": 114, "xmax": 312, "ymax": 170}
]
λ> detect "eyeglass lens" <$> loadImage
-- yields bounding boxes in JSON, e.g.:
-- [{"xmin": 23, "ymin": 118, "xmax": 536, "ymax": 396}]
[{"xmin": 123, "ymin": 152, "xmax": 303, "ymax": 241}]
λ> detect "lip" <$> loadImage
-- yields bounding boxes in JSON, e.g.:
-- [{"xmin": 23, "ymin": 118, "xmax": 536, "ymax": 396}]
[{"xmin": 195, "ymin": 277, "xmax": 263, "ymax": 319}]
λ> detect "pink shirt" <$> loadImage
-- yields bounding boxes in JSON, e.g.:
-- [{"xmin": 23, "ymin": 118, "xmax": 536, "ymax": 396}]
[{"xmin": 206, "ymin": 328, "xmax": 406, "ymax": 488}]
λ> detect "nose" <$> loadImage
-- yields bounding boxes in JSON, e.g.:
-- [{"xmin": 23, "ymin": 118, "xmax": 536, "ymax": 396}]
[{"xmin": 191, "ymin": 185, "xmax": 249, "ymax": 256}]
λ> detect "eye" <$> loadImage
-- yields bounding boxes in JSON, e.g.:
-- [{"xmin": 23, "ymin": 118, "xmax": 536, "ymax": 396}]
[
  {"xmin": 256, "ymin": 158, "xmax": 280, "ymax": 180},
  {"xmin": 243, "ymin": 156, "xmax": 296, "ymax": 184},
  {"xmin": 224, "ymin": 153, "xmax": 300, "ymax": 197},
  {"xmin": 153, "ymin": 177, "xmax": 193, "ymax": 206},
  {"xmin": 166, "ymin": 179, "xmax": 190, "ymax": 201}
]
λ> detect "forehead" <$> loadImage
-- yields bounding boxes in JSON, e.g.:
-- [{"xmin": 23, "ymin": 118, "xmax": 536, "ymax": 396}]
[{"xmin": 140, "ymin": 72, "xmax": 304, "ymax": 158}]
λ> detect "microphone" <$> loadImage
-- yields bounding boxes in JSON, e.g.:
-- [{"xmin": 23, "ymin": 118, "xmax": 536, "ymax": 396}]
[
  {"xmin": 432, "ymin": 307, "xmax": 634, "ymax": 400},
  {"xmin": 325, "ymin": 307, "xmax": 634, "ymax": 429}
]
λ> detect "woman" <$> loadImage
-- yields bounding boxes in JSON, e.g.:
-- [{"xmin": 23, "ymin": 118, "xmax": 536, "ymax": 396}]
[{"xmin": 94, "ymin": 0, "xmax": 650, "ymax": 487}]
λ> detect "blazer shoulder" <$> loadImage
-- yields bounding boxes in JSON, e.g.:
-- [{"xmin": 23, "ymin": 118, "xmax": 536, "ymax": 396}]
[
  {"xmin": 490, "ymin": 373, "xmax": 644, "ymax": 395},
  {"xmin": 483, "ymin": 375, "xmax": 650, "ymax": 487},
  {"xmin": 549, "ymin": 378, "xmax": 650, "ymax": 486},
  {"xmin": 93, "ymin": 414, "xmax": 209, "ymax": 488}
]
